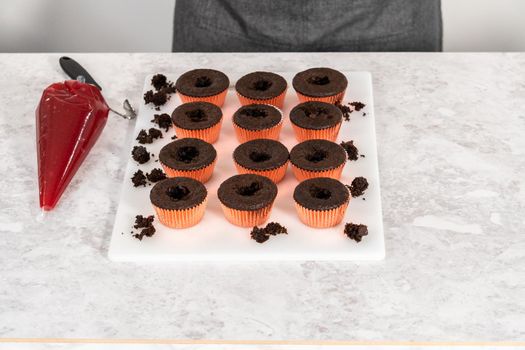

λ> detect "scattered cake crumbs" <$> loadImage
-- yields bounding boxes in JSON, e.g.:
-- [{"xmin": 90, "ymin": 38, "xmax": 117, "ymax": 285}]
[
  {"xmin": 146, "ymin": 168, "xmax": 167, "ymax": 183},
  {"xmin": 136, "ymin": 129, "xmax": 154, "ymax": 144},
  {"xmin": 348, "ymin": 176, "xmax": 369, "ymax": 198},
  {"xmin": 360, "ymin": 154, "xmax": 366, "ymax": 158},
  {"xmin": 250, "ymin": 222, "xmax": 288, "ymax": 244},
  {"xmin": 131, "ymin": 170, "xmax": 147, "ymax": 187},
  {"xmin": 171, "ymin": 134, "xmax": 178, "ymax": 140},
  {"xmin": 144, "ymin": 90, "xmax": 168, "ymax": 107},
  {"xmin": 344, "ymin": 223, "xmax": 368, "ymax": 242},
  {"xmin": 132, "ymin": 146, "xmax": 150, "ymax": 164},
  {"xmin": 340, "ymin": 140, "xmax": 359, "ymax": 161},
  {"xmin": 131, "ymin": 215, "xmax": 156, "ymax": 241},
  {"xmin": 148, "ymin": 127, "xmax": 163, "ymax": 139},
  {"xmin": 350, "ymin": 101, "xmax": 366, "ymax": 111},
  {"xmin": 151, "ymin": 113, "xmax": 173, "ymax": 132},
  {"xmin": 151, "ymin": 74, "xmax": 168, "ymax": 91},
  {"xmin": 144, "ymin": 74, "xmax": 177, "ymax": 109},
  {"xmin": 335, "ymin": 100, "xmax": 353, "ymax": 121}
]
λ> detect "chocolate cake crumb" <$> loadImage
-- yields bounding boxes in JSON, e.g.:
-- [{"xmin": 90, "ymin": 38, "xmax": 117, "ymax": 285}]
[
  {"xmin": 134, "ymin": 226, "xmax": 156, "ymax": 241},
  {"xmin": 335, "ymin": 100, "xmax": 353, "ymax": 121},
  {"xmin": 131, "ymin": 170, "xmax": 147, "ymax": 187},
  {"xmin": 144, "ymin": 90, "xmax": 168, "ymax": 107},
  {"xmin": 250, "ymin": 222, "xmax": 288, "ymax": 244},
  {"xmin": 148, "ymin": 127, "xmax": 163, "ymax": 140},
  {"xmin": 344, "ymin": 223, "xmax": 368, "ymax": 242},
  {"xmin": 350, "ymin": 101, "xmax": 366, "ymax": 111},
  {"xmin": 171, "ymin": 134, "xmax": 178, "ymax": 140},
  {"xmin": 146, "ymin": 168, "xmax": 167, "ymax": 183},
  {"xmin": 151, "ymin": 113, "xmax": 172, "ymax": 132},
  {"xmin": 349, "ymin": 176, "xmax": 369, "ymax": 198},
  {"xmin": 340, "ymin": 140, "xmax": 359, "ymax": 161},
  {"xmin": 363, "ymin": 112, "xmax": 367, "ymax": 117},
  {"xmin": 360, "ymin": 154, "xmax": 366, "ymax": 158},
  {"xmin": 132, "ymin": 146, "xmax": 150, "ymax": 164},
  {"xmin": 136, "ymin": 129, "xmax": 153, "ymax": 144},
  {"xmin": 134, "ymin": 215, "xmax": 154, "ymax": 229},
  {"xmin": 151, "ymin": 74, "xmax": 168, "ymax": 91}
]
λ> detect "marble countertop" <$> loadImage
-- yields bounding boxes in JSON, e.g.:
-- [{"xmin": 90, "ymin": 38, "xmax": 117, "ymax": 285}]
[{"xmin": 0, "ymin": 53, "xmax": 524, "ymax": 342}]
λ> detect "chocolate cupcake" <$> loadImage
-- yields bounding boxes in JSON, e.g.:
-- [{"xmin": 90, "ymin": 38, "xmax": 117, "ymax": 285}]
[
  {"xmin": 171, "ymin": 102, "xmax": 223, "ymax": 143},
  {"xmin": 289, "ymin": 139, "xmax": 347, "ymax": 181},
  {"xmin": 175, "ymin": 69, "xmax": 230, "ymax": 107},
  {"xmin": 233, "ymin": 139, "xmax": 289, "ymax": 183},
  {"xmin": 290, "ymin": 101, "xmax": 343, "ymax": 142},
  {"xmin": 232, "ymin": 104, "xmax": 283, "ymax": 142},
  {"xmin": 292, "ymin": 68, "xmax": 348, "ymax": 104},
  {"xmin": 150, "ymin": 177, "xmax": 208, "ymax": 228},
  {"xmin": 217, "ymin": 174, "xmax": 278, "ymax": 227},
  {"xmin": 159, "ymin": 138, "xmax": 217, "ymax": 183},
  {"xmin": 293, "ymin": 177, "xmax": 350, "ymax": 228},
  {"xmin": 235, "ymin": 71, "xmax": 287, "ymax": 108}
]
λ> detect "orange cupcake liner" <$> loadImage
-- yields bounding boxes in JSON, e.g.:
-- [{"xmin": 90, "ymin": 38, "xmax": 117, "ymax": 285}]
[
  {"xmin": 234, "ymin": 160, "xmax": 289, "ymax": 183},
  {"xmin": 177, "ymin": 89, "xmax": 228, "ymax": 107},
  {"xmin": 233, "ymin": 120, "xmax": 283, "ymax": 143},
  {"xmin": 290, "ymin": 161, "xmax": 345, "ymax": 181},
  {"xmin": 291, "ymin": 121, "xmax": 342, "ymax": 142},
  {"xmin": 153, "ymin": 197, "xmax": 208, "ymax": 229},
  {"xmin": 174, "ymin": 118, "xmax": 223, "ymax": 144},
  {"xmin": 295, "ymin": 200, "xmax": 349, "ymax": 228},
  {"xmin": 160, "ymin": 158, "xmax": 217, "ymax": 183},
  {"xmin": 295, "ymin": 90, "xmax": 346, "ymax": 104},
  {"xmin": 236, "ymin": 88, "xmax": 287, "ymax": 109},
  {"xmin": 220, "ymin": 203, "xmax": 274, "ymax": 227}
]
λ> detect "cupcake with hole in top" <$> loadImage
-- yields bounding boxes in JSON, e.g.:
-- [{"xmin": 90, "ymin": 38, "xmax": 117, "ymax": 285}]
[
  {"xmin": 292, "ymin": 67, "xmax": 348, "ymax": 104},
  {"xmin": 232, "ymin": 104, "xmax": 283, "ymax": 143},
  {"xmin": 175, "ymin": 69, "xmax": 229, "ymax": 107},
  {"xmin": 235, "ymin": 71, "xmax": 287, "ymax": 108},
  {"xmin": 171, "ymin": 102, "xmax": 223, "ymax": 143},
  {"xmin": 290, "ymin": 101, "xmax": 343, "ymax": 142},
  {"xmin": 293, "ymin": 177, "xmax": 349, "ymax": 228},
  {"xmin": 150, "ymin": 177, "xmax": 208, "ymax": 228},
  {"xmin": 159, "ymin": 138, "xmax": 217, "ymax": 183},
  {"xmin": 217, "ymin": 174, "xmax": 278, "ymax": 227},
  {"xmin": 289, "ymin": 139, "xmax": 347, "ymax": 181},
  {"xmin": 233, "ymin": 139, "xmax": 289, "ymax": 183}
]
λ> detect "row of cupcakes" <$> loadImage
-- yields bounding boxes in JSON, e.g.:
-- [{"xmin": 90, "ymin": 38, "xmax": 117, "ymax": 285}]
[
  {"xmin": 175, "ymin": 68, "xmax": 348, "ymax": 108},
  {"xmin": 151, "ymin": 175, "xmax": 349, "ymax": 230},
  {"xmin": 172, "ymin": 101, "xmax": 343, "ymax": 144}
]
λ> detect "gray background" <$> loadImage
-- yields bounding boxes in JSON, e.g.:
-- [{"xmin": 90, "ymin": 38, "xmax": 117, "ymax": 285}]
[{"xmin": 1, "ymin": 0, "xmax": 525, "ymax": 52}]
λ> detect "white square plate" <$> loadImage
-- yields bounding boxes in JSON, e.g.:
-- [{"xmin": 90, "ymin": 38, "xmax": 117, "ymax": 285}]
[{"xmin": 109, "ymin": 71, "xmax": 384, "ymax": 261}]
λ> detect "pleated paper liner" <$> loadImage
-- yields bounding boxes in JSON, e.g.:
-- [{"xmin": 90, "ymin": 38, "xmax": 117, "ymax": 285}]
[
  {"xmin": 174, "ymin": 118, "xmax": 223, "ymax": 144},
  {"xmin": 233, "ymin": 120, "xmax": 283, "ymax": 143},
  {"xmin": 220, "ymin": 203, "xmax": 274, "ymax": 227},
  {"xmin": 235, "ymin": 88, "xmax": 287, "ymax": 109},
  {"xmin": 153, "ymin": 197, "xmax": 208, "ymax": 229},
  {"xmin": 295, "ymin": 200, "xmax": 349, "ymax": 228},
  {"xmin": 291, "ymin": 121, "xmax": 342, "ymax": 142},
  {"xmin": 160, "ymin": 158, "xmax": 217, "ymax": 183},
  {"xmin": 234, "ymin": 160, "xmax": 289, "ymax": 183},
  {"xmin": 177, "ymin": 89, "xmax": 228, "ymax": 107},
  {"xmin": 295, "ymin": 90, "xmax": 346, "ymax": 104},
  {"xmin": 290, "ymin": 161, "xmax": 346, "ymax": 181}
]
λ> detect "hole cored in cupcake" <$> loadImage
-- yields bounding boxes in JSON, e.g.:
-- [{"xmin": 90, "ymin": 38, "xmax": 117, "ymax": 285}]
[
  {"xmin": 176, "ymin": 146, "xmax": 199, "ymax": 163},
  {"xmin": 237, "ymin": 181, "xmax": 262, "ymax": 196},
  {"xmin": 300, "ymin": 106, "xmax": 333, "ymax": 119},
  {"xmin": 195, "ymin": 76, "xmax": 212, "ymax": 88},
  {"xmin": 252, "ymin": 79, "xmax": 273, "ymax": 91},
  {"xmin": 186, "ymin": 109, "xmax": 208, "ymax": 122},
  {"xmin": 307, "ymin": 75, "xmax": 330, "ymax": 85},
  {"xmin": 249, "ymin": 151, "xmax": 272, "ymax": 163},
  {"xmin": 166, "ymin": 185, "xmax": 190, "ymax": 201},
  {"xmin": 309, "ymin": 185, "xmax": 332, "ymax": 200},
  {"xmin": 305, "ymin": 148, "xmax": 328, "ymax": 163},
  {"xmin": 241, "ymin": 107, "xmax": 269, "ymax": 119}
]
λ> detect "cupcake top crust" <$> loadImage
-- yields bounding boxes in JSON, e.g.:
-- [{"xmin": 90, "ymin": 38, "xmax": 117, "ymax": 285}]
[
  {"xmin": 233, "ymin": 104, "xmax": 282, "ymax": 131},
  {"xmin": 171, "ymin": 102, "xmax": 222, "ymax": 130},
  {"xmin": 290, "ymin": 101, "xmax": 343, "ymax": 130},
  {"xmin": 233, "ymin": 139, "xmax": 289, "ymax": 171},
  {"xmin": 150, "ymin": 177, "xmax": 207, "ymax": 210},
  {"xmin": 217, "ymin": 174, "xmax": 278, "ymax": 211},
  {"xmin": 293, "ymin": 177, "xmax": 349, "ymax": 210},
  {"xmin": 159, "ymin": 138, "xmax": 216, "ymax": 171},
  {"xmin": 235, "ymin": 71, "xmax": 287, "ymax": 100},
  {"xmin": 290, "ymin": 139, "xmax": 346, "ymax": 171},
  {"xmin": 175, "ymin": 69, "xmax": 230, "ymax": 97},
  {"xmin": 292, "ymin": 68, "xmax": 348, "ymax": 98}
]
